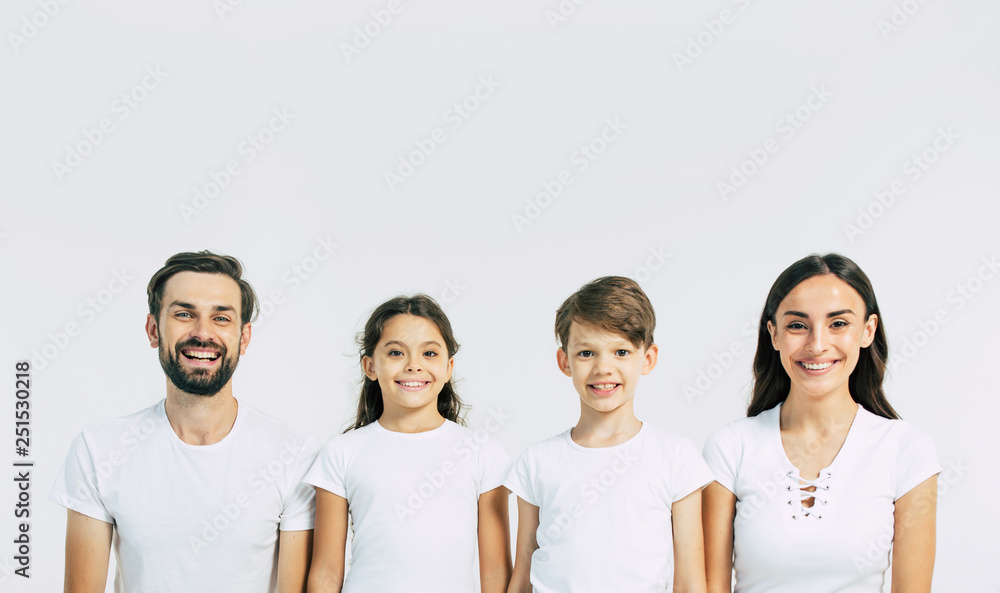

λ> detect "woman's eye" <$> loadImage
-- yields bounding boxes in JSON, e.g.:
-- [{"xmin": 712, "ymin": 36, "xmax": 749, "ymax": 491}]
[
  {"xmin": 787, "ymin": 322, "xmax": 806, "ymax": 330},
  {"xmin": 831, "ymin": 320, "xmax": 849, "ymax": 329}
]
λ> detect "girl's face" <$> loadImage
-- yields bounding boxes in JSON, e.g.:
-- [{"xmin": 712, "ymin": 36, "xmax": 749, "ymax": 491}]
[
  {"xmin": 362, "ymin": 314, "xmax": 454, "ymax": 422},
  {"xmin": 767, "ymin": 274, "xmax": 877, "ymax": 403}
]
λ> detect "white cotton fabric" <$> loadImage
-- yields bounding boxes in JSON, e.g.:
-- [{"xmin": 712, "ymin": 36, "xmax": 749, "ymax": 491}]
[
  {"xmin": 504, "ymin": 423, "xmax": 714, "ymax": 593},
  {"xmin": 49, "ymin": 399, "xmax": 320, "ymax": 593},
  {"xmin": 703, "ymin": 403, "xmax": 942, "ymax": 593},
  {"xmin": 303, "ymin": 419, "xmax": 511, "ymax": 593}
]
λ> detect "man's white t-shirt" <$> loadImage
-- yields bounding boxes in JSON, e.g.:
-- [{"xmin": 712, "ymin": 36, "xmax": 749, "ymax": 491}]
[
  {"xmin": 49, "ymin": 399, "xmax": 320, "ymax": 593},
  {"xmin": 504, "ymin": 423, "xmax": 714, "ymax": 593},
  {"xmin": 702, "ymin": 403, "xmax": 941, "ymax": 593},
  {"xmin": 303, "ymin": 419, "xmax": 511, "ymax": 593}
]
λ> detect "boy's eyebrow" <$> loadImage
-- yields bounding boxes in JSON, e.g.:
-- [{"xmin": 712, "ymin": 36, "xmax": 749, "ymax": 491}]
[{"xmin": 782, "ymin": 309, "xmax": 856, "ymax": 319}]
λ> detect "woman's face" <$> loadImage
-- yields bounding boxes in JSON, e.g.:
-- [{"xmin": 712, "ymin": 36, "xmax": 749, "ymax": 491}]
[{"xmin": 767, "ymin": 274, "xmax": 878, "ymax": 403}]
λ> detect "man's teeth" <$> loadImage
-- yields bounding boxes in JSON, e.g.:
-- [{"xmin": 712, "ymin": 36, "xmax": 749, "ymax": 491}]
[
  {"xmin": 801, "ymin": 362, "xmax": 833, "ymax": 370},
  {"xmin": 186, "ymin": 351, "xmax": 220, "ymax": 360},
  {"xmin": 399, "ymin": 381, "xmax": 427, "ymax": 387},
  {"xmin": 592, "ymin": 383, "xmax": 618, "ymax": 390}
]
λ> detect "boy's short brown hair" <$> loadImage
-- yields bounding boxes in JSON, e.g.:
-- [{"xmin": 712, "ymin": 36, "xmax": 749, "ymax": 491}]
[{"xmin": 554, "ymin": 276, "xmax": 655, "ymax": 351}]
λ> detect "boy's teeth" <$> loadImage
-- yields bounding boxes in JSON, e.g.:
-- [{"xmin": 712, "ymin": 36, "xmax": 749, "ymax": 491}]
[
  {"xmin": 592, "ymin": 383, "xmax": 617, "ymax": 390},
  {"xmin": 801, "ymin": 362, "xmax": 833, "ymax": 370}
]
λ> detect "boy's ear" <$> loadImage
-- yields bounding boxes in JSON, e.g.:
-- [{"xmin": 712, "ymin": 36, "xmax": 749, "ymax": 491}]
[
  {"xmin": 556, "ymin": 347, "xmax": 572, "ymax": 377},
  {"xmin": 641, "ymin": 344, "xmax": 658, "ymax": 375}
]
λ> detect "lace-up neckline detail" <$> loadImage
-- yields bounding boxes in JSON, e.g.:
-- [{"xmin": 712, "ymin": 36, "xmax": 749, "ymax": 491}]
[{"xmin": 786, "ymin": 470, "xmax": 832, "ymax": 519}]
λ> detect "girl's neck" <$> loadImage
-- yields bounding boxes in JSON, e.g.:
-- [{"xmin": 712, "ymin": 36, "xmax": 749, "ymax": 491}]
[
  {"xmin": 377, "ymin": 408, "xmax": 447, "ymax": 434},
  {"xmin": 572, "ymin": 403, "xmax": 642, "ymax": 448}
]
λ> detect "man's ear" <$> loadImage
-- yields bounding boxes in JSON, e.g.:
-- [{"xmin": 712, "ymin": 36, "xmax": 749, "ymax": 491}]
[
  {"xmin": 145, "ymin": 314, "xmax": 159, "ymax": 348},
  {"xmin": 239, "ymin": 323, "xmax": 252, "ymax": 355}
]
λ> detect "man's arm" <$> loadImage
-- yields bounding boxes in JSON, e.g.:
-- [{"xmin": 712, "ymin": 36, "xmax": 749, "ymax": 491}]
[
  {"xmin": 478, "ymin": 486, "xmax": 512, "ymax": 593},
  {"xmin": 277, "ymin": 529, "xmax": 314, "ymax": 593},
  {"xmin": 702, "ymin": 481, "xmax": 736, "ymax": 593},
  {"xmin": 672, "ymin": 488, "xmax": 708, "ymax": 593},
  {"xmin": 507, "ymin": 497, "xmax": 539, "ymax": 593},
  {"xmin": 64, "ymin": 509, "xmax": 113, "ymax": 593},
  {"xmin": 306, "ymin": 488, "xmax": 348, "ymax": 593}
]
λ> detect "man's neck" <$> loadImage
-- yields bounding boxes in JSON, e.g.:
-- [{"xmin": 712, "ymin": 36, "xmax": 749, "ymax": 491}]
[{"xmin": 164, "ymin": 385, "xmax": 239, "ymax": 445}]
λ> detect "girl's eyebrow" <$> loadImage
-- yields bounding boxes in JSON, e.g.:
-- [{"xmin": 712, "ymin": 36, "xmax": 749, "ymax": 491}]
[
  {"xmin": 782, "ymin": 309, "xmax": 855, "ymax": 319},
  {"xmin": 383, "ymin": 340, "xmax": 443, "ymax": 348}
]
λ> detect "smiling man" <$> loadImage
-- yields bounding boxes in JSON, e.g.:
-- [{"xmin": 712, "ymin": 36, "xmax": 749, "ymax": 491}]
[{"xmin": 49, "ymin": 251, "xmax": 319, "ymax": 593}]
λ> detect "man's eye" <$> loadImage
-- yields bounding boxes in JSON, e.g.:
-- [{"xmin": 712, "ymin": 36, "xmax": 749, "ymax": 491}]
[{"xmin": 176, "ymin": 312, "xmax": 192, "ymax": 318}]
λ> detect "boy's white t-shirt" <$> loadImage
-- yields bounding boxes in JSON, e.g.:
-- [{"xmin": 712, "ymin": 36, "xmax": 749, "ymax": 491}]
[
  {"xmin": 702, "ymin": 403, "xmax": 941, "ymax": 593},
  {"xmin": 303, "ymin": 419, "xmax": 511, "ymax": 593},
  {"xmin": 49, "ymin": 399, "xmax": 320, "ymax": 593},
  {"xmin": 504, "ymin": 423, "xmax": 714, "ymax": 593}
]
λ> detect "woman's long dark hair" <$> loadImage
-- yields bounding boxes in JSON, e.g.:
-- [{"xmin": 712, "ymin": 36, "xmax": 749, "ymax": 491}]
[
  {"xmin": 346, "ymin": 294, "xmax": 466, "ymax": 431},
  {"xmin": 748, "ymin": 253, "xmax": 899, "ymax": 419}
]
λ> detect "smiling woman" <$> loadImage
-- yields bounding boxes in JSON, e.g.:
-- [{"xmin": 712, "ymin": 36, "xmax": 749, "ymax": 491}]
[{"xmin": 702, "ymin": 253, "xmax": 942, "ymax": 593}]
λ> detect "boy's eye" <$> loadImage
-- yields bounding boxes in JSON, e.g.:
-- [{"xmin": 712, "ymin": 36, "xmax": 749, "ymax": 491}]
[
  {"xmin": 577, "ymin": 350, "xmax": 593, "ymax": 358},
  {"xmin": 615, "ymin": 349, "xmax": 630, "ymax": 357}
]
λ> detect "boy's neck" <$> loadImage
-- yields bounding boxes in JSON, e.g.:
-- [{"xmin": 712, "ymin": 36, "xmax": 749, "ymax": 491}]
[{"xmin": 572, "ymin": 403, "xmax": 642, "ymax": 448}]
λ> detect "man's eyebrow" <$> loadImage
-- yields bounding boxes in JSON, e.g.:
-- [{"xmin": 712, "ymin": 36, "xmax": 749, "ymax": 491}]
[{"xmin": 168, "ymin": 301, "xmax": 236, "ymax": 313}]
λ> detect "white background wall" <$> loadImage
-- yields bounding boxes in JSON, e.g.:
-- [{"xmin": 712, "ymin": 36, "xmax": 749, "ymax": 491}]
[{"xmin": 1, "ymin": 0, "xmax": 997, "ymax": 590}]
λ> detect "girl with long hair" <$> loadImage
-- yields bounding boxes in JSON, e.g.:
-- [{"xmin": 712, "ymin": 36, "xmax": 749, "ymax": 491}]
[{"xmin": 305, "ymin": 295, "xmax": 512, "ymax": 593}]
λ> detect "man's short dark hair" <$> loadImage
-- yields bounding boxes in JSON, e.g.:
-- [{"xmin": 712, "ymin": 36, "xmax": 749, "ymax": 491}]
[{"xmin": 147, "ymin": 251, "xmax": 259, "ymax": 327}]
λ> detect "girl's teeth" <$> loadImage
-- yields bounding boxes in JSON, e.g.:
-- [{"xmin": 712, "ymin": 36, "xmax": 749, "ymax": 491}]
[
  {"xmin": 801, "ymin": 362, "xmax": 833, "ymax": 370},
  {"xmin": 399, "ymin": 381, "xmax": 426, "ymax": 387}
]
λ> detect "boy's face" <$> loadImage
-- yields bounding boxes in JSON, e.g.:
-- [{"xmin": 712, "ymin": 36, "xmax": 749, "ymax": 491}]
[{"xmin": 556, "ymin": 321, "xmax": 657, "ymax": 416}]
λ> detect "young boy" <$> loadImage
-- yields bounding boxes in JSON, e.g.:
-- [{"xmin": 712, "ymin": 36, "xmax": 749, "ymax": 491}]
[{"xmin": 504, "ymin": 276, "xmax": 712, "ymax": 593}]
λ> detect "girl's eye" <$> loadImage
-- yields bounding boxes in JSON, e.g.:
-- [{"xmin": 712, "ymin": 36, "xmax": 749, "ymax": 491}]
[
  {"xmin": 423, "ymin": 350, "xmax": 437, "ymax": 357},
  {"xmin": 388, "ymin": 350, "xmax": 403, "ymax": 357}
]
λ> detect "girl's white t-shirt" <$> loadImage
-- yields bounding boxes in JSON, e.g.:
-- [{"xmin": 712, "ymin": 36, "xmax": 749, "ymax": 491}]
[
  {"xmin": 504, "ymin": 423, "xmax": 714, "ymax": 593},
  {"xmin": 304, "ymin": 419, "xmax": 511, "ymax": 593},
  {"xmin": 702, "ymin": 403, "xmax": 941, "ymax": 593}
]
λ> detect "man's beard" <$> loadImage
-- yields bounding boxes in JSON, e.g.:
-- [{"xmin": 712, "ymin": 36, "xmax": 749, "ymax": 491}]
[{"xmin": 159, "ymin": 338, "xmax": 239, "ymax": 396}]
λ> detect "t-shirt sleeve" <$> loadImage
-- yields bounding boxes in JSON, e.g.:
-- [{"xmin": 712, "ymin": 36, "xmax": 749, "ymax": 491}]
[
  {"xmin": 303, "ymin": 436, "xmax": 349, "ymax": 499},
  {"xmin": 503, "ymin": 449, "xmax": 537, "ymax": 506},
  {"xmin": 280, "ymin": 434, "xmax": 322, "ymax": 531},
  {"xmin": 48, "ymin": 432, "xmax": 115, "ymax": 524},
  {"xmin": 477, "ymin": 435, "xmax": 512, "ymax": 495},
  {"xmin": 668, "ymin": 436, "xmax": 716, "ymax": 503},
  {"xmin": 702, "ymin": 424, "xmax": 741, "ymax": 495},
  {"xmin": 893, "ymin": 423, "xmax": 941, "ymax": 500}
]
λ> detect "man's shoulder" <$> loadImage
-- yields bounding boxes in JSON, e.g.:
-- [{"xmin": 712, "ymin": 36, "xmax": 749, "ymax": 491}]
[
  {"xmin": 235, "ymin": 402, "xmax": 319, "ymax": 456},
  {"xmin": 76, "ymin": 400, "xmax": 165, "ymax": 440}
]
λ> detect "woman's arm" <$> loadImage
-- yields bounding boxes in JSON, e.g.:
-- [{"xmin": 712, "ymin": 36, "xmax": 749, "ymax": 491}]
[
  {"xmin": 702, "ymin": 481, "xmax": 736, "ymax": 593},
  {"xmin": 672, "ymin": 488, "xmax": 708, "ymax": 593},
  {"xmin": 306, "ymin": 488, "xmax": 348, "ymax": 593},
  {"xmin": 478, "ymin": 486, "xmax": 513, "ymax": 593},
  {"xmin": 891, "ymin": 475, "xmax": 937, "ymax": 593},
  {"xmin": 507, "ymin": 497, "xmax": 539, "ymax": 593}
]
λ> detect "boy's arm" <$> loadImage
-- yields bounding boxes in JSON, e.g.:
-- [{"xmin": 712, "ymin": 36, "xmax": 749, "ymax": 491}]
[
  {"xmin": 478, "ymin": 486, "xmax": 513, "ymax": 593},
  {"xmin": 702, "ymin": 482, "xmax": 735, "ymax": 593},
  {"xmin": 64, "ymin": 509, "xmax": 113, "ymax": 593},
  {"xmin": 890, "ymin": 475, "xmax": 937, "ymax": 593},
  {"xmin": 306, "ymin": 488, "xmax": 348, "ymax": 593},
  {"xmin": 277, "ymin": 529, "xmax": 314, "ymax": 593},
  {"xmin": 507, "ymin": 497, "xmax": 539, "ymax": 593},
  {"xmin": 672, "ymin": 488, "xmax": 708, "ymax": 593}
]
